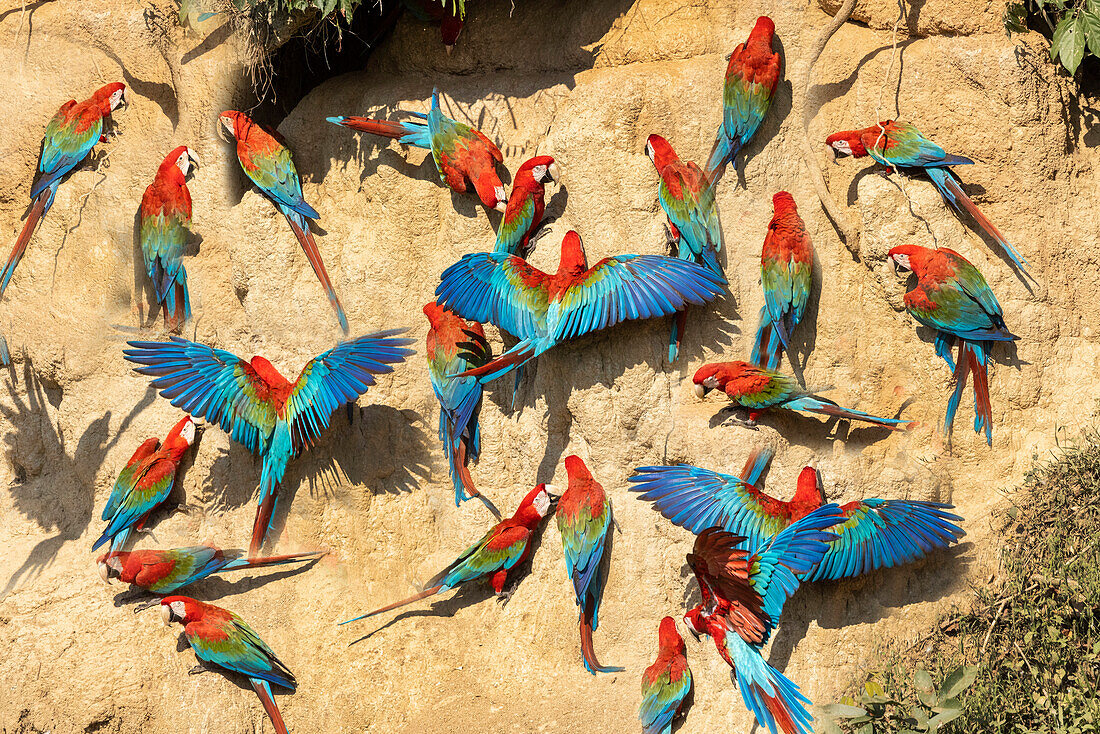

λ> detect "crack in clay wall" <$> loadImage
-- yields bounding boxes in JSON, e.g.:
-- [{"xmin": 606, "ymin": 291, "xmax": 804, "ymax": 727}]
[{"xmin": 1, "ymin": 0, "xmax": 1098, "ymax": 732}]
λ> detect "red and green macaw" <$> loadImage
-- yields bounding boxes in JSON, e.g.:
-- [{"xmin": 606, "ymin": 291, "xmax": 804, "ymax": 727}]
[
  {"xmin": 435, "ymin": 230, "xmax": 726, "ymax": 387},
  {"xmin": 556, "ymin": 455, "xmax": 622, "ymax": 675},
  {"xmin": 4, "ymin": 82, "xmax": 127, "ymax": 299},
  {"xmin": 218, "ymin": 110, "xmax": 348, "ymax": 334},
  {"xmin": 99, "ymin": 544, "xmax": 325, "ymax": 601},
  {"xmin": 692, "ymin": 361, "xmax": 910, "ymax": 430},
  {"xmin": 328, "ymin": 89, "xmax": 506, "ymax": 212},
  {"xmin": 424, "ymin": 300, "xmax": 500, "ymax": 518},
  {"xmin": 682, "ymin": 509, "xmax": 841, "ymax": 734},
  {"xmin": 341, "ymin": 483, "xmax": 559, "ymax": 624},
  {"xmin": 639, "ymin": 616, "xmax": 692, "ymax": 734},
  {"xmin": 630, "ymin": 448, "xmax": 965, "ymax": 582},
  {"xmin": 494, "ymin": 156, "xmax": 560, "ymax": 258},
  {"xmin": 888, "ymin": 244, "xmax": 1017, "ymax": 445},
  {"xmin": 706, "ymin": 16, "xmax": 781, "ymax": 182},
  {"xmin": 752, "ymin": 192, "xmax": 812, "ymax": 371},
  {"xmin": 161, "ymin": 596, "xmax": 295, "ymax": 734},
  {"xmin": 826, "ymin": 121, "xmax": 1028, "ymax": 277},
  {"xmin": 645, "ymin": 134, "xmax": 725, "ymax": 361},
  {"xmin": 401, "ymin": 0, "xmax": 465, "ymax": 51},
  {"xmin": 93, "ymin": 415, "xmax": 197, "ymax": 553},
  {"xmin": 124, "ymin": 331, "xmax": 415, "ymax": 555},
  {"xmin": 139, "ymin": 146, "xmax": 199, "ymax": 332}
]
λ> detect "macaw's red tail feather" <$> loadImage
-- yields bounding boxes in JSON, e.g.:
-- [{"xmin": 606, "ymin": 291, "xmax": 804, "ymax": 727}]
[
  {"xmin": 250, "ymin": 680, "xmax": 289, "ymax": 734},
  {"xmin": 340, "ymin": 585, "xmax": 444, "ymax": 624},
  {"xmin": 757, "ymin": 685, "xmax": 802, "ymax": 734},
  {"xmin": 968, "ymin": 345, "xmax": 992, "ymax": 445},
  {"xmin": 579, "ymin": 607, "xmax": 624, "ymax": 675},
  {"xmin": 1, "ymin": 192, "xmax": 47, "ymax": 299},
  {"xmin": 250, "ymin": 494, "xmax": 278, "ymax": 557},
  {"xmin": 285, "ymin": 214, "xmax": 349, "ymax": 335},
  {"xmin": 936, "ymin": 171, "xmax": 1029, "ymax": 277},
  {"xmin": 328, "ymin": 116, "xmax": 409, "ymax": 139},
  {"xmin": 239, "ymin": 550, "xmax": 327, "ymax": 569},
  {"xmin": 455, "ymin": 441, "xmax": 502, "ymax": 519}
]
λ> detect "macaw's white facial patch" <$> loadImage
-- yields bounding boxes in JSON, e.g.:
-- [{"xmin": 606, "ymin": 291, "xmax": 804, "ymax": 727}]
[
  {"xmin": 890, "ymin": 253, "xmax": 911, "ymax": 272},
  {"xmin": 531, "ymin": 164, "xmax": 547, "ymax": 183},
  {"xmin": 180, "ymin": 418, "xmax": 197, "ymax": 446},
  {"xmin": 109, "ymin": 87, "xmax": 126, "ymax": 110},
  {"xmin": 534, "ymin": 485, "xmax": 556, "ymax": 516},
  {"xmin": 831, "ymin": 140, "xmax": 852, "ymax": 154}
]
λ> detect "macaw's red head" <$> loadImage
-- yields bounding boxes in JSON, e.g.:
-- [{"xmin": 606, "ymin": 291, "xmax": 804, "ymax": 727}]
[
  {"xmin": 692, "ymin": 361, "xmax": 746, "ymax": 398},
  {"xmin": 772, "ymin": 190, "xmax": 797, "ymax": 214},
  {"xmin": 93, "ymin": 82, "xmax": 127, "ymax": 114},
  {"xmin": 792, "ymin": 466, "xmax": 826, "ymax": 508},
  {"xmin": 440, "ymin": 12, "xmax": 463, "ymax": 53},
  {"xmin": 825, "ymin": 128, "xmax": 872, "ymax": 160},
  {"xmin": 97, "ymin": 551, "xmax": 128, "ymax": 583},
  {"xmin": 682, "ymin": 605, "xmax": 707, "ymax": 640},
  {"xmin": 162, "ymin": 415, "xmax": 198, "ymax": 457},
  {"xmin": 887, "ymin": 244, "xmax": 935, "ymax": 275},
  {"xmin": 160, "ymin": 595, "xmax": 206, "ymax": 625},
  {"xmin": 658, "ymin": 615, "xmax": 685, "ymax": 651},
  {"xmin": 423, "ymin": 300, "xmax": 447, "ymax": 329},
  {"xmin": 558, "ymin": 230, "xmax": 589, "ymax": 273},
  {"xmin": 644, "ymin": 134, "xmax": 678, "ymax": 172},
  {"xmin": 218, "ymin": 110, "xmax": 258, "ymax": 143},
  {"xmin": 516, "ymin": 155, "xmax": 560, "ymax": 188},
  {"xmin": 512, "ymin": 483, "xmax": 561, "ymax": 526},
  {"xmin": 563, "ymin": 454, "xmax": 594, "ymax": 483},
  {"xmin": 748, "ymin": 15, "xmax": 776, "ymax": 46},
  {"xmin": 248, "ymin": 355, "xmax": 291, "ymax": 389},
  {"xmin": 161, "ymin": 145, "xmax": 200, "ymax": 179}
]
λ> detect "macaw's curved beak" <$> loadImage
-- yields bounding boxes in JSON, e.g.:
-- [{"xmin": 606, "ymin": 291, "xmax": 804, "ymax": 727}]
[
  {"xmin": 548, "ymin": 162, "xmax": 561, "ymax": 183},
  {"xmin": 693, "ymin": 383, "xmax": 708, "ymax": 399},
  {"xmin": 445, "ymin": 44, "xmax": 454, "ymax": 55},
  {"xmin": 827, "ymin": 145, "xmax": 839, "ymax": 165},
  {"xmin": 544, "ymin": 484, "xmax": 561, "ymax": 505},
  {"xmin": 160, "ymin": 604, "xmax": 173, "ymax": 627},
  {"xmin": 98, "ymin": 562, "xmax": 111, "ymax": 584},
  {"xmin": 188, "ymin": 151, "xmax": 201, "ymax": 170}
]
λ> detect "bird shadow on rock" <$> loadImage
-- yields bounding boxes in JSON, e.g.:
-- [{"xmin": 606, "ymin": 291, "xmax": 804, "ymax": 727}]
[
  {"xmin": 181, "ymin": 20, "xmax": 234, "ymax": 65},
  {"xmin": 1, "ymin": 360, "xmax": 156, "ymax": 597},
  {"xmin": 784, "ymin": 255, "xmax": 824, "ymax": 386},
  {"xmin": 912, "ymin": 325, "xmax": 1028, "ymax": 371},
  {"xmin": 679, "ymin": 561, "xmax": 702, "ymax": 612},
  {"xmin": 765, "ymin": 543, "xmax": 971, "ymax": 675},
  {"xmin": 705, "ymin": 405, "xmax": 902, "ymax": 455},
  {"xmin": 263, "ymin": 405, "xmax": 431, "ymax": 550}
]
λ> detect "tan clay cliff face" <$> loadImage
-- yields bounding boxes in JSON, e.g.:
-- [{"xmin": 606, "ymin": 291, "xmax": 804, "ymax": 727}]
[{"xmin": 1, "ymin": 0, "xmax": 1097, "ymax": 731}]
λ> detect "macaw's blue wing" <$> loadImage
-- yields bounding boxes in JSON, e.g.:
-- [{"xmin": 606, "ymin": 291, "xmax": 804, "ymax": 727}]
[
  {"xmin": 748, "ymin": 503, "xmax": 841, "ymax": 631},
  {"xmin": 242, "ymin": 144, "xmax": 319, "ymax": 222},
  {"xmin": 436, "ymin": 252, "xmax": 551, "ymax": 341},
  {"xmin": 123, "ymin": 337, "xmax": 277, "ymax": 456},
  {"xmin": 285, "ymin": 329, "xmax": 415, "ymax": 450},
  {"xmin": 805, "ymin": 499, "xmax": 965, "ymax": 582},
  {"xmin": 187, "ymin": 616, "xmax": 296, "ymax": 690},
  {"xmin": 550, "ymin": 254, "xmax": 725, "ymax": 342},
  {"xmin": 32, "ymin": 103, "xmax": 104, "ymax": 200},
  {"xmin": 640, "ymin": 663, "xmax": 692, "ymax": 734},
  {"xmin": 628, "ymin": 452, "xmax": 785, "ymax": 547}
]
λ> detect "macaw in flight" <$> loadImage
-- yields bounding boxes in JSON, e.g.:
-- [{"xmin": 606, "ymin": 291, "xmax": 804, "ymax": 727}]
[
  {"xmin": 124, "ymin": 330, "xmax": 414, "ymax": 555},
  {"xmin": 630, "ymin": 447, "xmax": 965, "ymax": 581}
]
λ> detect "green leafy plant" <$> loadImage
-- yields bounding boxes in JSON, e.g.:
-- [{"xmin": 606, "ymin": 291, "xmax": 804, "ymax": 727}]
[
  {"xmin": 177, "ymin": 0, "xmax": 367, "ymax": 29},
  {"xmin": 1004, "ymin": 0, "xmax": 1100, "ymax": 75},
  {"xmin": 819, "ymin": 667, "xmax": 978, "ymax": 734}
]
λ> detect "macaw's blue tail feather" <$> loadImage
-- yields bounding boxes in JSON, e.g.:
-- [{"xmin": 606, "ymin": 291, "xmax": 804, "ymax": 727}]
[
  {"xmin": 251, "ymin": 426, "xmax": 292, "ymax": 555},
  {"xmin": 924, "ymin": 167, "xmax": 1029, "ymax": 277},
  {"xmin": 751, "ymin": 306, "xmax": 783, "ymax": 370},
  {"xmin": 283, "ymin": 209, "xmax": 349, "ymax": 335},
  {"xmin": 222, "ymin": 549, "xmax": 326, "ymax": 571},
  {"xmin": 250, "ymin": 679, "xmax": 290, "ymax": 734},
  {"xmin": 741, "ymin": 446, "xmax": 775, "ymax": 487},
  {"xmin": 2, "ymin": 184, "xmax": 55, "ymax": 298},
  {"xmin": 705, "ymin": 130, "xmax": 740, "ymax": 184},
  {"xmin": 668, "ymin": 310, "xmax": 686, "ymax": 362},
  {"xmin": 945, "ymin": 339, "xmax": 992, "ymax": 446},
  {"xmin": 93, "ymin": 525, "xmax": 131, "ymax": 553},
  {"xmin": 509, "ymin": 365, "xmax": 524, "ymax": 412},
  {"xmin": 326, "ymin": 115, "xmax": 432, "ymax": 149},
  {"xmin": 784, "ymin": 395, "xmax": 910, "ymax": 431}
]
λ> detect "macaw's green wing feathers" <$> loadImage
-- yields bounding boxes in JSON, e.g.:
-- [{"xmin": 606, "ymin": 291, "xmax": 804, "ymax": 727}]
[
  {"xmin": 187, "ymin": 615, "xmax": 296, "ymax": 690},
  {"xmin": 428, "ymin": 524, "xmax": 531, "ymax": 590},
  {"xmin": 286, "ymin": 329, "xmax": 415, "ymax": 449},
  {"xmin": 436, "ymin": 253, "xmax": 551, "ymax": 340},
  {"xmin": 806, "ymin": 499, "xmax": 965, "ymax": 582},
  {"xmin": 557, "ymin": 496, "xmax": 611, "ymax": 609},
  {"xmin": 867, "ymin": 122, "xmax": 971, "ymax": 169},
  {"xmin": 628, "ymin": 462, "xmax": 787, "ymax": 545},
  {"xmin": 238, "ymin": 141, "xmax": 318, "ymax": 221},
  {"xmin": 94, "ymin": 455, "xmax": 179, "ymax": 550},
  {"xmin": 640, "ymin": 664, "xmax": 692, "ymax": 734},
  {"xmin": 33, "ymin": 102, "xmax": 103, "ymax": 198},
  {"xmin": 123, "ymin": 337, "xmax": 277, "ymax": 456},
  {"xmin": 551, "ymin": 255, "xmax": 725, "ymax": 342},
  {"xmin": 103, "ymin": 438, "xmax": 161, "ymax": 521}
]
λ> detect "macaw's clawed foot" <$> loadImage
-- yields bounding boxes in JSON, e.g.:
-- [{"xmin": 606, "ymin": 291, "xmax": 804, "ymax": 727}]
[
  {"xmin": 134, "ymin": 527, "xmax": 160, "ymax": 542},
  {"xmin": 132, "ymin": 598, "xmax": 160, "ymax": 613},
  {"xmin": 663, "ymin": 224, "xmax": 678, "ymax": 256},
  {"xmin": 188, "ymin": 664, "xmax": 210, "ymax": 676},
  {"xmin": 495, "ymin": 589, "xmax": 515, "ymax": 608},
  {"xmin": 721, "ymin": 407, "xmax": 759, "ymax": 430}
]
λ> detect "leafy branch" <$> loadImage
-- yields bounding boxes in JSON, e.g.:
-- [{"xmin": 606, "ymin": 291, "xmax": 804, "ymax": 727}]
[
  {"xmin": 1005, "ymin": 0, "xmax": 1100, "ymax": 75},
  {"xmin": 819, "ymin": 667, "xmax": 979, "ymax": 734}
]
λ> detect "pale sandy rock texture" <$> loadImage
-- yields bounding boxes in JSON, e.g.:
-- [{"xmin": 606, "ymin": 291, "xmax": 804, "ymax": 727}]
[{"xmin": 0, "ymin": 0, "xmax": 1097, "ymax": 732}]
